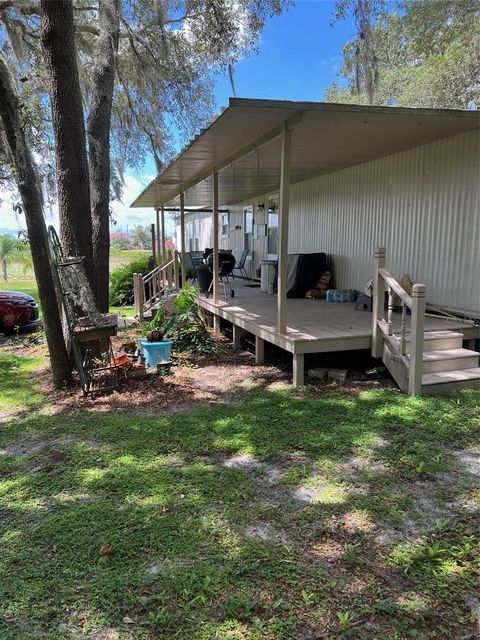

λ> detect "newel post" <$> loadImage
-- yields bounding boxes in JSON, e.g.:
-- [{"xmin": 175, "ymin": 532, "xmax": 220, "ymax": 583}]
[
  {"xmin": 408, "ymin": 283, "xmax": 426, "ymax": 396},
  {"xmin": 133, "ymin": 273, "xmax": 144, "ymax": 320},
  {"xmin": 372, "ymin": 246, "xmax": 386, "ymax": 358},
  {"xmin": 173, "ymin": 250, "xmax": 180, "ymax": 290}
]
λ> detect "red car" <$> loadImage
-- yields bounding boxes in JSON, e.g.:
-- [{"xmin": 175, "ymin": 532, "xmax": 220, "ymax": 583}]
[{"xmin": 0, "ymin": 290, "xmax": 41, "ymax": 333}]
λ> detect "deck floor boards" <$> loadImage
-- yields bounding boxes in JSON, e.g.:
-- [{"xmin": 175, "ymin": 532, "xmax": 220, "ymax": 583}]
[{"xmin": 198, "ymin": 281, "xmax": 474, "ymax": 355}]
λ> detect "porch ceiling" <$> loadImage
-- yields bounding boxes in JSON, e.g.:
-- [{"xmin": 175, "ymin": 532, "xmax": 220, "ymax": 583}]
[{"xmin": 131, "ymin": 98, "xmax": 480, "ymax": 209}]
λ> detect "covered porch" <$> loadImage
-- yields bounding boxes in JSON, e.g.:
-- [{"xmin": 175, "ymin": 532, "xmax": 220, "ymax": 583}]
[
  {"xmin": 131, "ymin": 98, "xmax": 480, "ymax": 392},
  {"xmin": 196, "ymin": 279, "xmax": 477, "ymax": 386}
]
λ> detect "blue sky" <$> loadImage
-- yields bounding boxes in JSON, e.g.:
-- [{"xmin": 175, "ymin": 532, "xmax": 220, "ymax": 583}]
[
  {"xmin": 214, "ymin": 0, "xmax": 353, "ymax": 105},
  {"xmin": 131, "ymin": 0, "xmax": 355, "ymax": 233},
  {"xmin": 0, "ymin": 0, "xmax": 355, "ymax": 235}
]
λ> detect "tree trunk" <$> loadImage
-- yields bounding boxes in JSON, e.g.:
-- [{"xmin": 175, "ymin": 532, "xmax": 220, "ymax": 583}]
[
  {"xmin": 0, "ymin": 58, "xmax": 71, "ymax": 388},
  {"xmin": 87, "ymin": 0, "xmax": 120, "ymax": 312},
  {"xmin": 40, "ymin": 0, "xmax": 94, "ymax": 288}
]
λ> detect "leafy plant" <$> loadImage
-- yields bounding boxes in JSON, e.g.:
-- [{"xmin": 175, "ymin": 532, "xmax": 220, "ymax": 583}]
[
  {"xmin": 109, "ymin": 255, "xmax": 150, "ymax": 306},
  {"xmin": 343, "ymin": 542, "xmax": 362, "ymax": 565},
  {"xmin": 147, "ymin": 284, "xmax": 221, "ymax": 355},
  {"xmin": 223, "ymin": 594, "xmax": 257, "ymax": 621},
  {"xmin": 301, "ymin": 589, "xmax": 316, "ymax": 605},
  {"xmin": 337, "ymin": 610, "xmax": 353, "ymax": 629}
]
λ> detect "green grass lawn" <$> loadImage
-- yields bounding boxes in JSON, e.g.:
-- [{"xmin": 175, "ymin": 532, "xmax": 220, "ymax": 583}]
[
  {"xmin": 0, "ymin": 351, "xmax": 479, "ymax": 639},
  {"xmin": 0, "ymin": 353, "xmax": 45, "ymax": 412}
]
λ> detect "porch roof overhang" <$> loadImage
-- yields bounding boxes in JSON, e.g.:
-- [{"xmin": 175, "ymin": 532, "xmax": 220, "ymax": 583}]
[{"xmin": 130, "ymin": 98, "xmax": 480, "ymax": 209}]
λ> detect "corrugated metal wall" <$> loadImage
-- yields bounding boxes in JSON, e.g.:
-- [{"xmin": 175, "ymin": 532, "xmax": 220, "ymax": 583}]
[
  {"xmin": 288, "ymin": 130, "xmax": 479, "ymax": 315},
  {"xmin": 178, "ymin": 129, "xmax": 479, "ymax": 315}
]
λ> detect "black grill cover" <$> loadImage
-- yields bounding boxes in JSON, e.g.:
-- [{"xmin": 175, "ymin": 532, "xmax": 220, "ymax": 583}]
[{"xmin": 273, "ymin": 252, "xmax": 329, "ymax": 298}]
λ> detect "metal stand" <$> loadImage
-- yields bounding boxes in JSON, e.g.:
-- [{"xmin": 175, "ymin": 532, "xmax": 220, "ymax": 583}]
[{"xmin": 47, "ymin": 226, "xmax": 119, "ymax": 396}]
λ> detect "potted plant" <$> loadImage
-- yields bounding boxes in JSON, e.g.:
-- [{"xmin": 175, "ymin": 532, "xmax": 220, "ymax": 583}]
[{"xmin": 139, "ymin": 301, "xmax": 173, "ymax": 367}]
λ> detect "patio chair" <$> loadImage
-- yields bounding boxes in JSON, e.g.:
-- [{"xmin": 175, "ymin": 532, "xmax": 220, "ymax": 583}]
[
  {"xmin": 185, "ymin": 252, "xmax": 202, "ymax": 283},
  {"xmin": 232, "ymin": 248, "xmax": 250, "ymax": 280}
]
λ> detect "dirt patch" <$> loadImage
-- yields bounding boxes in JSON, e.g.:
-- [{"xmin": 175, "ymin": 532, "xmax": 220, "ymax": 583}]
[
  {"xmin": 0, "ymin": 434, "xmax": 105, "ymax": 459},
  {"xmin": 451, "ymin": 446, "xmax": 480, "ymax": 478},
  {"xmin": 221, "ymin": 452, "xmax": 262, "ymax": 471},
  {"xmin": 375, "ymin": 477, "xmax": 472, "ymax": 545},
  {"xmin": 244, "ymin": 523, "xmax": 291, "ymax": 546},
  {"xmin": 244, "ymin": 523, "xmax": 274, "ymax": 541},
  {"xmin": 0, "ymin": 437, "xmax": 48, "ymax": 457},
  {"xmin": 36, "ymin": 348, "xmax": 289, "ymax": 416}
]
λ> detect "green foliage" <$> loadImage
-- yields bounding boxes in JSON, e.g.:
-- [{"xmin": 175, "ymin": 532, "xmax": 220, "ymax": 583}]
[
  {"xmin": 0, "ymin": 235, "xmax": 32, "ymax": 282},
  {"xmin": 329, "ymin": 0, "xmax": 480, "ymax": 108},
  {"xmin": 109, "ymin": 255, "xmax": 150, "ymax": 306},
  {"xmin": 148, "ymin": 283, "xmax": 221, "ymax": 355}
]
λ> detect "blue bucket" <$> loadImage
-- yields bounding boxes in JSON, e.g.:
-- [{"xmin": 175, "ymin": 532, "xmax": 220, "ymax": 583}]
[{"xmin": 139, "ymin": 339, "xmax": 173, "ymax": 367}]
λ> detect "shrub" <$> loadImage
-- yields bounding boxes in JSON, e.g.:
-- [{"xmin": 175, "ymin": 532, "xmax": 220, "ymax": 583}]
[
  {"xmin": 109, "ymin": 255, "xmax": 150, "ymax": 306},
  {"xmin": 147, "ymin": 284, "xmax": 221, "ymax": 355}
]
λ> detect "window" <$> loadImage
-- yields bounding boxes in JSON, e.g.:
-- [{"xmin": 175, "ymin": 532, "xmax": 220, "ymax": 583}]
[
  {"xmin": 267, "ymin": 197, "xmax": 279, "ymax": 259},
  {"xmin": 221, "ymin": 213, "xmax": 229, "ymax": 237},
  {"xmin": 244, "ymin": 206, "xmax": 253, "ymax": 252},
  {"xmin": 188, "ymin": 219, "xmax": 200, "ymax": 251}
]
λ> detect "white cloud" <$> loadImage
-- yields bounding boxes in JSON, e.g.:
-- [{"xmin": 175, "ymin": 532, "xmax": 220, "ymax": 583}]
[{"xmin": 0, "ymin": 172, "xmax": 176, "ymax": 237}]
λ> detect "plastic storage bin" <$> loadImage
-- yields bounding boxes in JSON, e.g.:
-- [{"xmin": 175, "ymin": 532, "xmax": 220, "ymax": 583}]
[
  {"xmin": 326, "ymin": 289, "xmax": 357, "ymax": 303},
  {"xmin": 139, "ymin": 339, "xmax": 173, "ymax": 366}
]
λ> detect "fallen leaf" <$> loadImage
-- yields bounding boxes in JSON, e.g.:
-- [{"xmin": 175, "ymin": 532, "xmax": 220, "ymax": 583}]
[
  {"xmin": 122, "ymin": 615, "xmax": 135, "ymax": 624},
  {"xmin": 99, "ymin": 543, "xmax": 114, "ymax": 557}
]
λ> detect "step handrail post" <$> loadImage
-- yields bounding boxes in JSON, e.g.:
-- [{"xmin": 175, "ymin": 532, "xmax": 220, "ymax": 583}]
[
  {"xmin": 174, "ymin": 250, "xmax": 180, "ymax": 290},
  {"xmin": 408, "ymin": 283, "xmax": 426, "ymax": 396},
  {"xmin": 133, "ymin": 272, "xmax": 144, "ymax": 320},
  {"xmin": 372, "ymin": 246, "xmax": 386, "ymax": 357}
]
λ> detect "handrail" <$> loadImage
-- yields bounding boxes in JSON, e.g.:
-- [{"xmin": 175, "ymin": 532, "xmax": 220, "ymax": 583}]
[
  {"xmin": 133, "ymin": 250, "xmax": 181, "ymax": 320},
  {"xmin": 378, "ymin": 268, "xmax": 412, "ymax": 308},
  {"xmin": 372, "ymin": 247, "xmax": 426, "ymax": 396}
]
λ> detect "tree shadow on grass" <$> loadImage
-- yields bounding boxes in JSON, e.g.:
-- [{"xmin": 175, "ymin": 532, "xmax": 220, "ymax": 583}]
[{"xmin": 0, "ymin": 387, "xmax": 479, "ymax": 638}]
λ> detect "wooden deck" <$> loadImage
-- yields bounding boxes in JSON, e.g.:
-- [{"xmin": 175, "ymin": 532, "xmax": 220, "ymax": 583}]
[{"xmin": 198, "ymin": 281, "xmax": 477, "ymax": 386}]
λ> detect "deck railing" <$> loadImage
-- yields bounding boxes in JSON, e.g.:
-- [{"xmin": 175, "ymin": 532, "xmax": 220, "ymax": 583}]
[
  {"xmin": 372, "ymin": 247, "xmax": 426, "ymax": 395},
  {"xmin": 133, "ymin": 249, "xmax": 179, "ymax": 320}
]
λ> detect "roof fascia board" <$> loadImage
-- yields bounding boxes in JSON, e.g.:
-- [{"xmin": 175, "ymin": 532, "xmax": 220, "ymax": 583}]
[{"xmin": 228, "ymin": 97, "xmax": 480, "ymax": 120}]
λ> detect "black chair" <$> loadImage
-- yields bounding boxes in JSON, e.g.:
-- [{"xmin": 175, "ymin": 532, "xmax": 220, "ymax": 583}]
[
  {"xmin": 185, "ymin": 252, "xmax": 200, "ymax": 283},
  {"xmin": 232, "ymin": 248, "xmax": 249, "ymax": 280},
  {"xmin": 206, "ymin": 252, "xmax": 235, "ymax": 299}
]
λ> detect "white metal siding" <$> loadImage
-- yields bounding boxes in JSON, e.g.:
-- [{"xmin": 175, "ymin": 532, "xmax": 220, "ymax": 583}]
[
  {"xmin": 288, "ymin": 130, "xmax": 479, "ymax": 315},
  {"xmin": 177, "ymin": 130, "xmax": 479, "ymax": 315}
]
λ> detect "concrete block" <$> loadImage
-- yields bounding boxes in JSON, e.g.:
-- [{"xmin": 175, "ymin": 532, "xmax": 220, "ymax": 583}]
[
  {"xmin": 308, "ymin": 367, "xmax": 329, "ymax": 380},
  {"xmin": 328, "ymin": 368, "xmax": 348, "ymax": 382}
]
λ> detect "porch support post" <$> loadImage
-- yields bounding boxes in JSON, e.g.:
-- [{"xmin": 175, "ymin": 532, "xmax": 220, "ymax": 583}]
[
  {"xmin": 160, "ymin": 205, "xmax": 166, "ymax": 259},
  {"xmin": 277, "ymin": 121, "xmax": 291, "ymax": 334},
  {"xmin": 255, "ymin": 336, "xmax": 265, "ymax": 364},
  {"xmin": 212, "ymin": 170, "xmax": 219, "ymax": 304},
  {"xmin": 233, "ymin": 324, "xmax": 242, "ymax": 350},
  {"xmin": 408, "ymin": 283, "xmax": 426, "ymax": 396},
  {"xmin": 180, "ymin": 192, "xmax": 186, "ymax": 286},
  {"xmin": 372, "ymin": 247, "xmax": 386, "ymax": 358},
  {"xmin": 292, "ymin": 352, "xmax": 304, "ymax": 387},
  {"xmin": 150, "ymin": 223, "xmax": 156, "ymax": 263},
  {"xmin": 155, "ymin": 207, "xmax": 160, "ymax": 263}
]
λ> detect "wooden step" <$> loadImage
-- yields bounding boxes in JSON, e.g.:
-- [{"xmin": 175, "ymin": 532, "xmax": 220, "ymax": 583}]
[
  {"xmin": 419, "ymin": 348, "xmax": 480, "ymax": 374},
  {"xmin": 406, "ymin": 330, "xmax": 463, "ymax": 353},
  {"xmin": 422, "ymin": 367, "xmax": 480, "ymax": 395}
]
